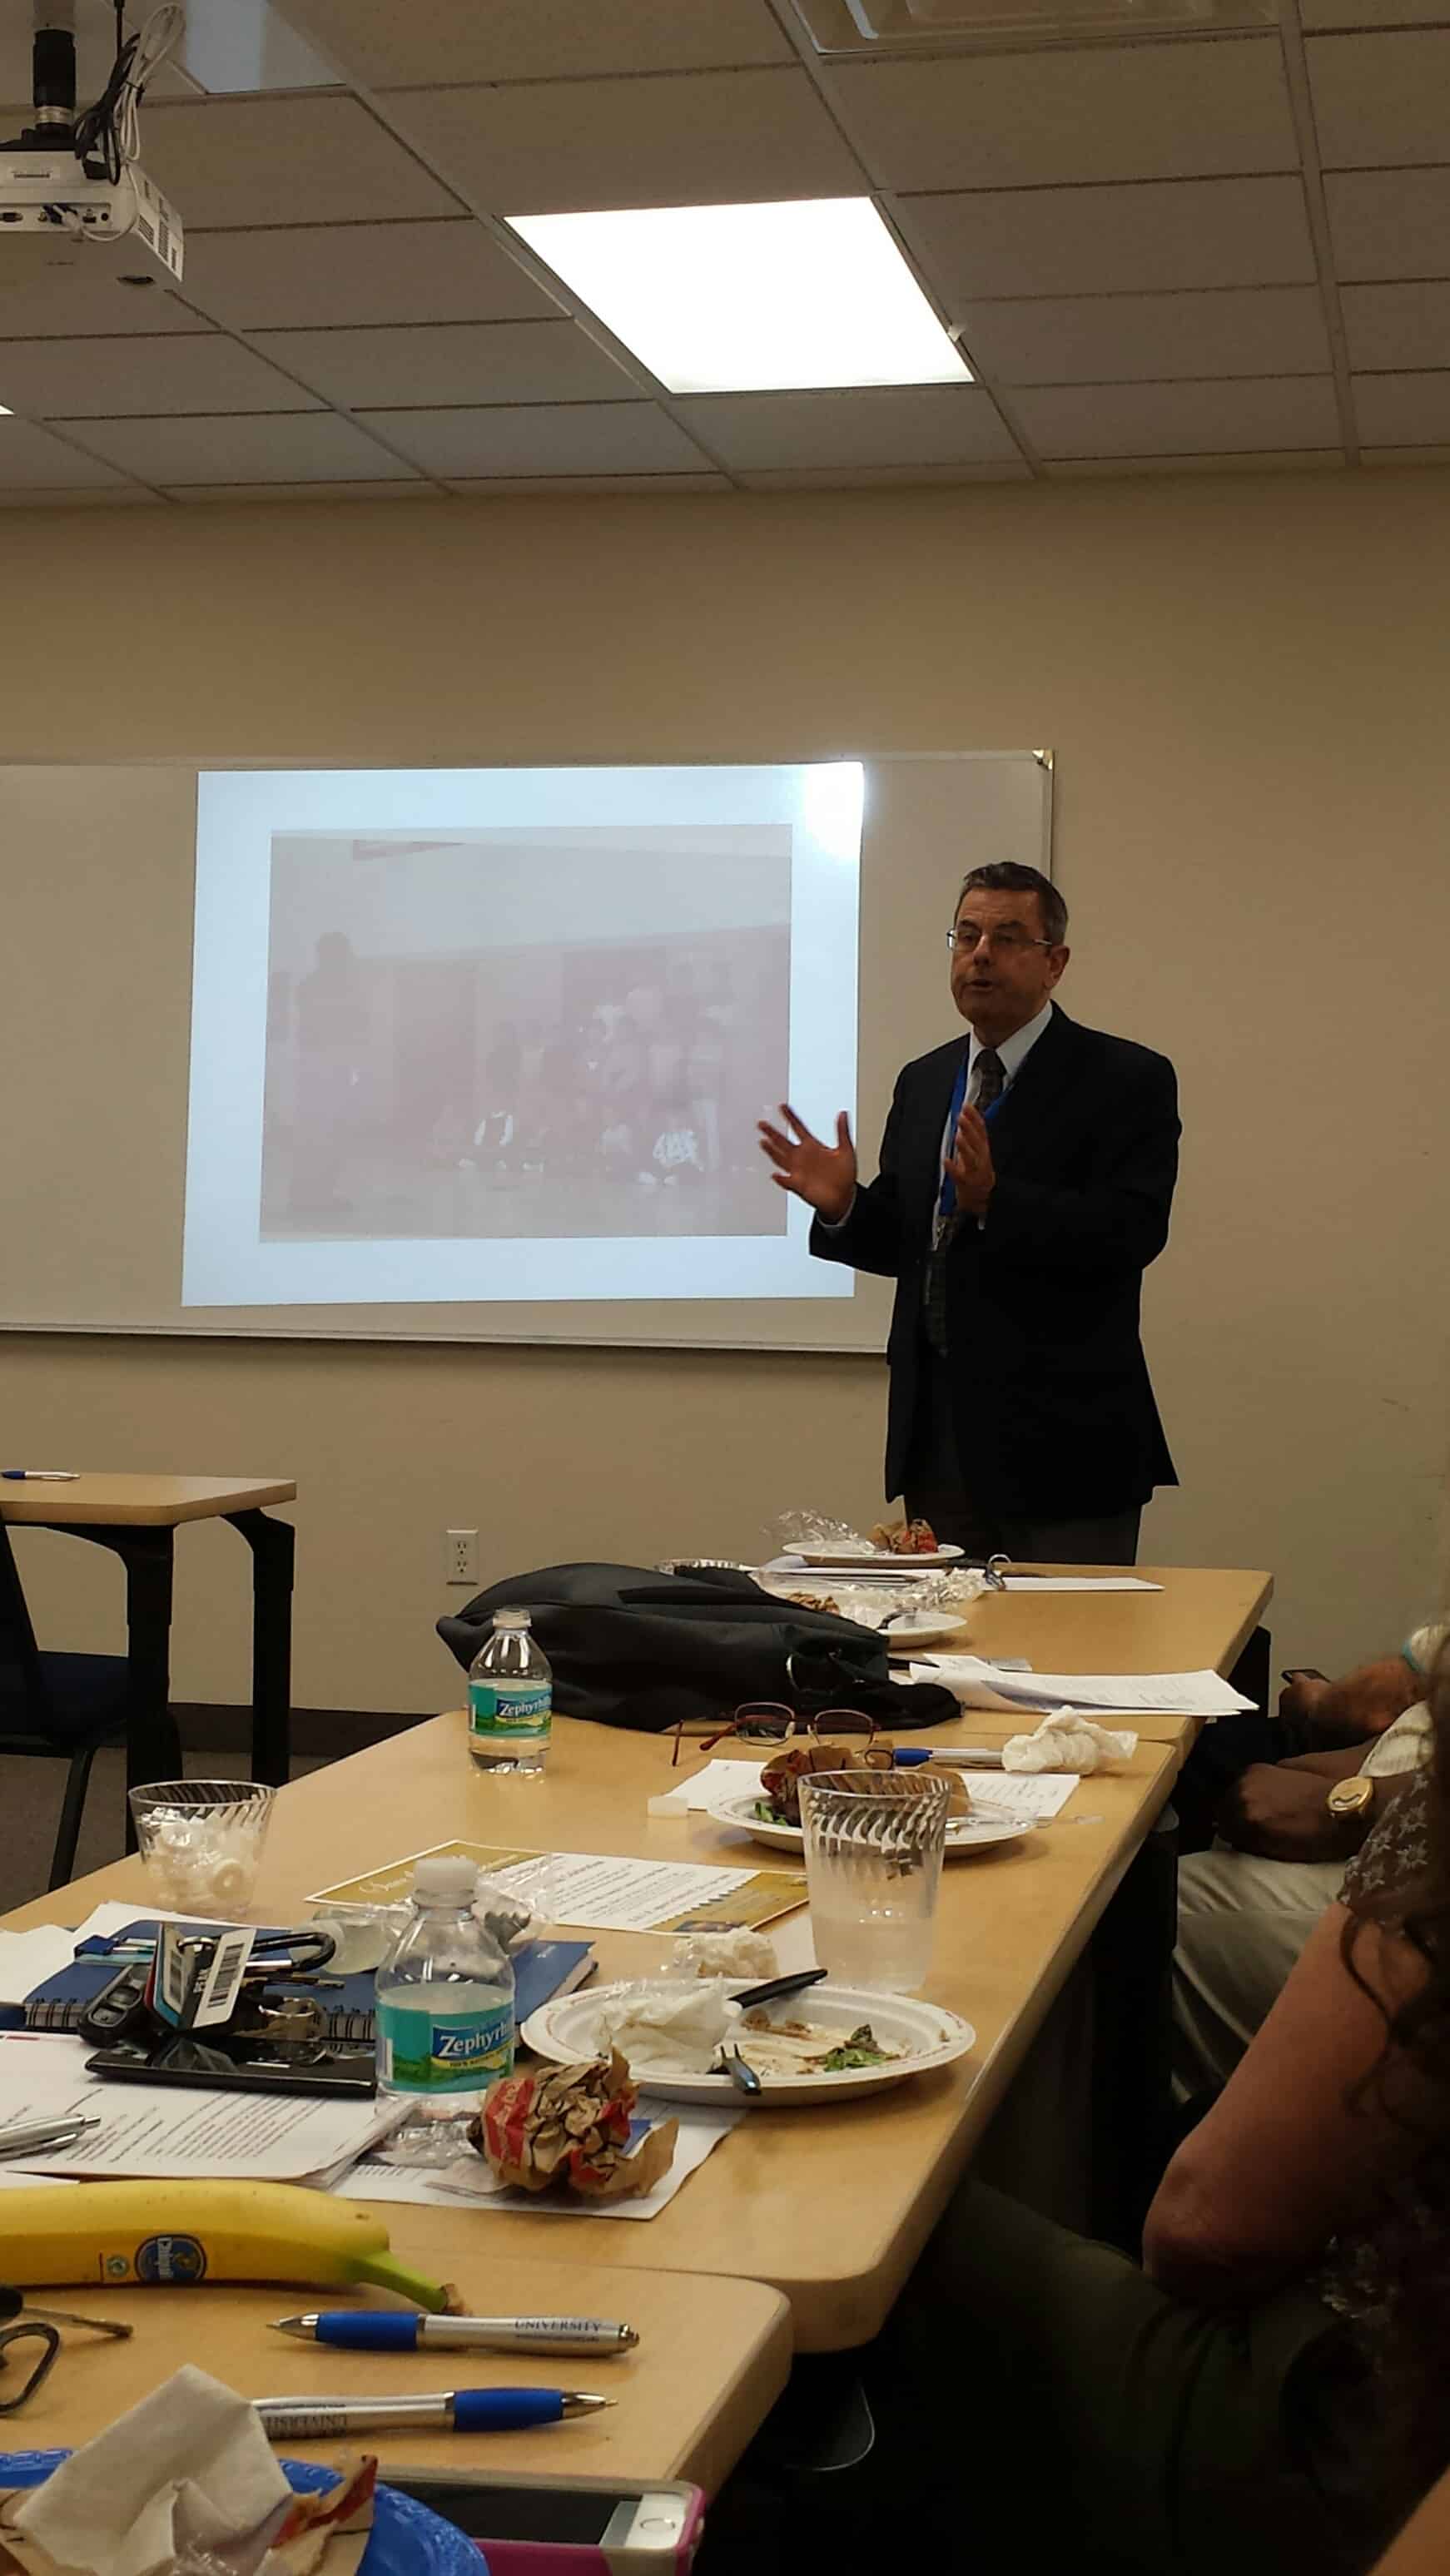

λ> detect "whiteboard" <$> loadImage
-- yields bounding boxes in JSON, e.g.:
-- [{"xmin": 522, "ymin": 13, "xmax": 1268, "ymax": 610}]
[{"xmin": 0, "ymin": 752, "xmax": 1051, "ymax": 1353}]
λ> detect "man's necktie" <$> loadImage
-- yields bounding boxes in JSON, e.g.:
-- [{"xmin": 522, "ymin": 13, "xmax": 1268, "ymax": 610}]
[{"xmin": 926, "ymin": 1047, "xmax": 1005, "ymax": 1355}]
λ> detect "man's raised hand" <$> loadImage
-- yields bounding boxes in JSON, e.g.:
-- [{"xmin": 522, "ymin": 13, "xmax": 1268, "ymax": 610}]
[{"xmin": 757, "ymin": 1104, "xmax": 857, "ymax": 1223}]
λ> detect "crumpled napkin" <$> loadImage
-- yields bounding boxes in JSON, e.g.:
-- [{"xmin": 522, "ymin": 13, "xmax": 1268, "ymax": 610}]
[
  {"xmin": 0, "ymin": 2366, "xmax": 372, "ymax": 2576},
  {"xmin": 1001, "ymin": 1711, "xmax": 1139, "ymax": 1773}
]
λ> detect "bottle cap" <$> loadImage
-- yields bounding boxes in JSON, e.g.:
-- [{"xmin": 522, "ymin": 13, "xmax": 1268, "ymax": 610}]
[
  {"xmin": 411, "ymin": 1856, "xmax": 481, "ymax": 1904},
  {"xmin": 492, "ymin": 1606, "xmax": 531, "ymax": 1630}
]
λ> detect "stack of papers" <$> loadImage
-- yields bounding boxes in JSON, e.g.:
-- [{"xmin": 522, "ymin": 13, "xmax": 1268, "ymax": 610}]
[
  {"xmin": 0, "ymin": 2032, "xmax": 400, "ymax": 2183},
  {"xmin": 906, "ymin": 1660, "xmax": 1255, "ymax": 1718},
  {"xmin": 999, "ymin": 1575, "xmax": 1163, "ymax": 1592}
]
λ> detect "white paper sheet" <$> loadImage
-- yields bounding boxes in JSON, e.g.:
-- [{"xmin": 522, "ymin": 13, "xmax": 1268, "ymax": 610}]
[
  {"xmin": 337, "ymin": 2106, "xmax": 738, "ymax": 2221},
  {"xmin": 974, "ymin": 1773, "xmax": 1080, "ymax": 1825},
  {"xmin": 906, "ymin": 1659, "xmax": 1253, "ymax": 1718},
  {"xmin": 0, "ymin": 2032, "xmax": 400, "ymax": 2181},
  {"xmin": 0, "ymin": 1927, "xmax": 80, "ymax": 2006},
  {"xmin": 1000, "ymin": 1576, "xmax": 1164, "ymax": 1593},
  {"xmin": 649, "ymin": 1759, "xmax": 767, "ymax": 1817},
  {"xmin": 484, "ymin": 1849, "xmax": 800, "ymax": 1934}
]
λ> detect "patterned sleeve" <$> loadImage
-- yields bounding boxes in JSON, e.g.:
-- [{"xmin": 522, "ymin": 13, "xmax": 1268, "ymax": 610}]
[{"xmin": 1340, "ymin": 1772, "xmax": 1432, "ymax": 1913}]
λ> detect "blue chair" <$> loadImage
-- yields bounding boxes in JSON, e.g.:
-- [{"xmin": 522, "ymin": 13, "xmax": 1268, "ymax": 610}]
[{"xmin": 0, "ymin": 1523, "xmax": 131, "ymax": 1889}]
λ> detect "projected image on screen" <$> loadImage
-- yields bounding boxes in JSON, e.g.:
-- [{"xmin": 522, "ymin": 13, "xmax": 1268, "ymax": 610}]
[
  {"xmin": 183, "ymin": 764, "xmax": 858, "ymax": 1308},
  {"xmin": 260, "ymin": 829, "xmax": 790, "ymax": 1245}
]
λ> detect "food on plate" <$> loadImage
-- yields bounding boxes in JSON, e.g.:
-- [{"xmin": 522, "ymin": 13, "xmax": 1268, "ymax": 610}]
[
  {"xmin": 782, "ymin": 1591, "xmax": 842, "ymax": 1615},
  {"xmin": 600, "ymin": 1979, "xmax": 737, "ymax": 2074},
  {"xmin": 735, "ymin": 2010, "xmax": 904, "ymax": 2077},
  {"xmin": 868, "ymin": 1516, "xmax": 940, "ymax": 1554},
  {"xmin": 673, "ymin": 1928, "xmax": 778, "ymax": 1983},
  {"xmin": 811, "ymin": 2023, "xmax": 895, "ymax": 2072},
  {"xmin": 915, "ymin": 1763, "xmax": 974, "ymax": 1820},
  {"xmin": 757, "ymin": 1738, "xmax": 893, "ymax": 1826},
  {"xmin": 473, "ymin": 2051, "xmax": 678, "ymax": 2201}
]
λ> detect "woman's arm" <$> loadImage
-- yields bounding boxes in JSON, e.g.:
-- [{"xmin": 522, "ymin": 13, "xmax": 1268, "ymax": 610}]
[{"xmin": 1144, "ymin": 1899, "xmax": 1425, "ymax": 2306}]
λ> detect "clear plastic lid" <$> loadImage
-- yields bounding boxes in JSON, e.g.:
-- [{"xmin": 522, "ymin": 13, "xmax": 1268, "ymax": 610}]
[
  {"xmin": 410, "ymin": 1856, "xmax": 481, "ymax": 1905},
  {"xmin": 492, "ymin": 1607, "xmax": 532, "ymax": 1630}
]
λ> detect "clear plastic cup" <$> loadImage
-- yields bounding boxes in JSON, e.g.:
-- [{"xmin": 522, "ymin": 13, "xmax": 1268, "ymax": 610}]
[
  {"xmin": 798, "ymin": 1769, "xmax": 950, "ymax": 1995},
  {"xmin": 127, "ymin": 1778, "xmax": 276, "ymax": 1916}
]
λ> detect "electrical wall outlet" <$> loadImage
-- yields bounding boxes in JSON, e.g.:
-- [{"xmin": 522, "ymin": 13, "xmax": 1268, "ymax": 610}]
[{"xmin": 444, "ymin": 1528, "xmax": 479, "ymax": 1586}]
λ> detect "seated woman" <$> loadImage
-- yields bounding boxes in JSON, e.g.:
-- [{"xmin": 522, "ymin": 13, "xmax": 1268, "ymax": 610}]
[{"xmin": 859, "ymin": 1642, "xmax": 1450, "ymax": 2576}]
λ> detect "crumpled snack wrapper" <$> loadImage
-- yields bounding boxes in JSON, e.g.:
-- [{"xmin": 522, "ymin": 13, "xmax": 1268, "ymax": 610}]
[
  {"xmin": 1001, "ymin": 1712, "xmax": 1139, "ymax": 1773},
  {"xmin": 472, "ymin": 2049, "xmax": 678, "ymax": 2201},
  {"xmin": 0, "ymin": 2365, "xmax": 374, "ymax": 2576}
]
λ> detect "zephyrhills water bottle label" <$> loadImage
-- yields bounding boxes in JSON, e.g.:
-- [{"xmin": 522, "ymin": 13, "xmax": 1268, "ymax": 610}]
[
  {"xmin": 469, "ymin": 1680, "xmax": 551, "ymax": 1740},
  {"xmin": 377, "ymin": 1998, "xmax": 514, "ymax": 2092}
]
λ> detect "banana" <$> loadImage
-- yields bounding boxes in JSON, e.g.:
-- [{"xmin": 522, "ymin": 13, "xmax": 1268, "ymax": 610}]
[{"xmin": 0, "ymin": 2179, "xmax": 449, "ymax": 2309}]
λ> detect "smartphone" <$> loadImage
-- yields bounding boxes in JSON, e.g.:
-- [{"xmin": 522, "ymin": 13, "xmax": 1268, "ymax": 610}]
[
  {"xmin": 381, "ymin": 2470, "xmax": 704, "ymax": 2576},
  {"xmin": 1281, "ymin": 1667, "xmax": 1328, "ymax": 1685}
]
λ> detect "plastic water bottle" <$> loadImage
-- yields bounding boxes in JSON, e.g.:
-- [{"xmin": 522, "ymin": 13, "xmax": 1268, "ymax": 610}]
[
  {"xmin": 468, "ymin": 1607, "xmax": 552, "ymax": 1774},
  {"xmin": 375, "ymin": 1856, "xmax": 514, "ymax": 2167}
]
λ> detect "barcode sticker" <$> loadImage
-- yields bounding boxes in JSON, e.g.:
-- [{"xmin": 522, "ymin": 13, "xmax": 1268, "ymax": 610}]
[{"xmin": 196, "ymin": 1929, "xmax": 256, "ymax": 2024}]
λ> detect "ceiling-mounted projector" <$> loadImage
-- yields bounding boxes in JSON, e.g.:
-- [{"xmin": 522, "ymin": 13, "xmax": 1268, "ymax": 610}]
[{"xmin": 0, "ymin": 2, "xmax": 184, "ymax": 282}]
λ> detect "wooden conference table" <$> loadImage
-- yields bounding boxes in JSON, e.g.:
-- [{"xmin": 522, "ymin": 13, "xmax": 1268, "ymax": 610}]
[
  {"xmin": 0, "ymin": 1474, "xmax": 297, "ymax": 1795},
  {"xmin": 0, "ymin": 1565, "xmax": 1269, "ymax": 2479}
]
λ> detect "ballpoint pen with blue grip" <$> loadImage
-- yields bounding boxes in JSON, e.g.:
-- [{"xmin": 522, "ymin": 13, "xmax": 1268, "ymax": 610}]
[
  {"xmin": 255, "ymin": 2390, "xmax": 613, "ymax": 2439},
  {"xmin": 273, "ymin": 2310, "xmax": 638, "ymax": 2355}
]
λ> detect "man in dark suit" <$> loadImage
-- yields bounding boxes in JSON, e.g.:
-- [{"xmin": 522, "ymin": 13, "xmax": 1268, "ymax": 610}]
[{"xmin": 758, "ymin": 862, "xmax": 1179, "ymax": 1563}]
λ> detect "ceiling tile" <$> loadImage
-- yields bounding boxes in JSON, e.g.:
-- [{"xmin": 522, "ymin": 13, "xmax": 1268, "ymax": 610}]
[
  {"xmin": 355, "ymin": 402, "xmax": 708, "ymax": 476},
  {"xmin": 1342, "ymin": 282, "xmax": 1450, "ymax": 369},
  {"xmin": 1012, "ymin": 375, "xmax": 1341, "ymax": 456},
  {"xmin": 901, "ymin": 178, "xmax": 1317, "ymax": 299},
  {"xmin": 1045, "ymin": 449, "xmax": 1344, "ymax": 476},
  {"xmin": 446, "ymin": 474, "xmax": 732, "ymax": 494},
  {"xmin": 1352, "ymin": 371, "xmax": 1450, "ymax": 444},
  {"xmin": 141, "ymin": 97, "xmax": 463, "ymax": 228},
  {"xmin": 956, "ymin": 286, "xmax": 1331, "ymax": 385},
  {"xmin": 251, "ymin": 320, "xmax": 637, "ymax": 406},
  {"xmin": 1304, "ymin": 0, "xmax": 1450, "ymax": 21},
  {"xmin": 739, "ymin": 460, "xmax": 1032, "ymax": 485},
  {"xmin": 166, "ymin": 480, "xmax": 440, "ymax": 501},
  {"xmin": 390, "ymin": 70, "xmax": 863, "ymax": 215},
  {"xmin": 65, "ymin": 411, "xmax": 415, "ymax": 484},
  {"xmin": 1307, "ymin": 29, "xmax": 1450, "ymax": 168},
  {"xmin": 177, "ymin": 221, "xmax": 559, "ymax": 329},
  {"xmin": 0, "ymin": 415, "xmax": 136, "ymax": 487},
  {"xmin": 281, "ymin": 0, "xmax": 792, "ymax": 85},
  {"xmin": 828, "ymin": 39, "xmax": 1298, "ymax": 191},
  {"xmin": 0, "ymin": 266, "xmax": 200, "ymax": 340},
  {"xmin": 673, "ymin": 385, "xmax": 1021, "ymax": 469},
  {"xmin": 0, "ymin": 484, "xmax": 159, "ymax": 506},
  {"xmin": 1326, "ymin": 169, "xmax": 1450, "ymax": 280},
  {"xmin": 0, "ymin": 334, "xmax": 322, "ymax": 419}
]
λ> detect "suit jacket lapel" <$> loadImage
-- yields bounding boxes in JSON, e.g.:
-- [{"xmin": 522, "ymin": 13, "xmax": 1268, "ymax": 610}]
[
  {"xmin": 910, "ymin": 1039, "xmax": 969, "ymax": 1236},
  {"xmin": 987, "ymin": 1007, "xmax": 1080, "ymax": 1178}
]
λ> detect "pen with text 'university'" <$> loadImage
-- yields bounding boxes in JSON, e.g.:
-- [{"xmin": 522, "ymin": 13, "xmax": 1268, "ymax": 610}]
[
  {"xmin": 2, "ymin": 1469, "xmax": 79, "ymax": 1482},
  {"xmin": 255, "ymin": 2390, "xmax": 612, "ymax": 2440},
  {"xmin": 271, "ymin": 2312, "xmax": 638, "ymax": 2356}
]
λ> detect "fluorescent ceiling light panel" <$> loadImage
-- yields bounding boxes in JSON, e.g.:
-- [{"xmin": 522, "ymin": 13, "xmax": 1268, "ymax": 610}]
[{"xmin": 507, "ymin": 199, "xmax": 970, "ymax": 395}]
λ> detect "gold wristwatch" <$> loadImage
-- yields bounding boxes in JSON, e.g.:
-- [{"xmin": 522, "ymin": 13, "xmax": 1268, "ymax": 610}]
[{"xmin": 1327, "ymin": 1776, "xmax": 1376, "ymax": 1821}]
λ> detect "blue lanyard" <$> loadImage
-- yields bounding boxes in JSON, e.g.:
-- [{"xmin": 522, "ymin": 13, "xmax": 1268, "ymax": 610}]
[{"xmin": 939, "ymin": 1050, "xmax": 1006, "ymax": 1221}]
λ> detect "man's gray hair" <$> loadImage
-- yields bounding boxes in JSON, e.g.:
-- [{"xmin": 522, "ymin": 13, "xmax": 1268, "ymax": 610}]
[{"xmin": 956, "ymin": 861, "xmax": 1067, "ymax": 948}]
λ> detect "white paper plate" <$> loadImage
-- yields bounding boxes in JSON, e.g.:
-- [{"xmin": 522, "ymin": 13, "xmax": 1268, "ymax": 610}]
[
  {"xmin": 795, "ymin": 1543, "xmax": 965, "ymax": 1571},
  {"xmin": 884, "ymin": 1609, "xmax": 971, "ymax": 1648},
  {"xmin": 706, "ymin": 1789, "xmax": 1027, "ymax": 1859},
  {"xmin": 521, "ymin": 1978, "xmax": 976, "ymax": 2107}
]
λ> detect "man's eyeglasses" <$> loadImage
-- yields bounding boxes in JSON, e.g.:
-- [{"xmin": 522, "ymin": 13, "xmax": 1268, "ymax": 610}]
[
  {"xmin": 669, "ymin": 1704, "xmax": 877, "ymax": 1767},
  {"xmin": 947, "ymin": 925, "xmax": 1053, "ymax": 957}
]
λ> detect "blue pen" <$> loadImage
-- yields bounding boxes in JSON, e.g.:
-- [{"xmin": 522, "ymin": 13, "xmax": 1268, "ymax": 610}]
[
  {"xmin": 2, "ymin": 1470, "xmax": 79, "ymax": 1482},
  {"xmin": 255, "ymin": 2389, "xmax": 611, "ymax": 2439},
  {"xmin": 272, "ymin": 2311, "xmax": 638, "ymax": 2356}
]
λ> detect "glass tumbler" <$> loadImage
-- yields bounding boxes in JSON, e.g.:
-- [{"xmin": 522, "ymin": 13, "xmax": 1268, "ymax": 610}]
[
  {"xmin": 798, "ymin": 1768, "xmax": 950, "ymax": 1994},
  {"xmin": 127, "ymin": 1777, "xmax": 276, "ymax": 1915}
]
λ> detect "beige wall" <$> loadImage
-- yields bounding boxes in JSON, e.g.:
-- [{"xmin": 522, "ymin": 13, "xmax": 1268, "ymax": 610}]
[{"xmin": 2, "ymin": 470, "xmax": 1447, "ymax": 1710}]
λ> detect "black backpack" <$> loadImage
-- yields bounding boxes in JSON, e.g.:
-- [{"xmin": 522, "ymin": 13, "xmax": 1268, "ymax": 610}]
[{"xmin": 437, "ymin": 1561, "xmax": 958, "ymax": 1735}]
